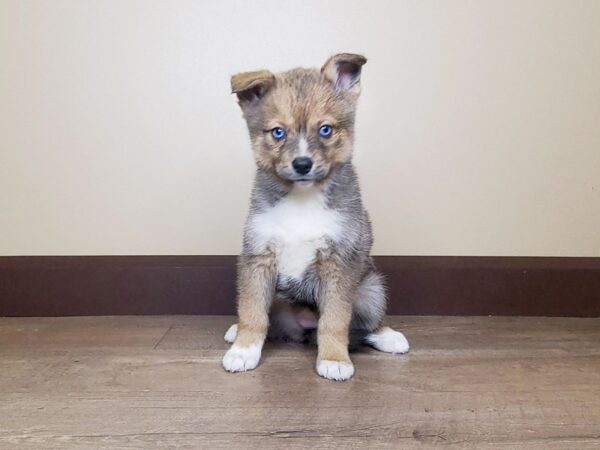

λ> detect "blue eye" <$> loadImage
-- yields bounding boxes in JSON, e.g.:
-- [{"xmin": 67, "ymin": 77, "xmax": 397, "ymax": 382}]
[
  {"xmin": 319, "ymin": 124, "xmax": 333, "ymax": 138},
  {"xmin": 271, "ymin": 127, "xmax": 286, "ymax": 140}
]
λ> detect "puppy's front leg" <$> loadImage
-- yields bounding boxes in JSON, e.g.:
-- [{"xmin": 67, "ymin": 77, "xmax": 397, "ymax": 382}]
[
  {"xmin": 222, "ymin": 252, "xmax": 276, "ymax": 373},
  {"xmin": 315, "ymin": 251, "xmax": 357, "ymax": 381}
]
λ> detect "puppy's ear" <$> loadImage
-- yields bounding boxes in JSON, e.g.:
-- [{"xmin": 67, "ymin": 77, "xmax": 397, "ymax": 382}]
[
  {"xmin": 322, "ymin": 53, "xmax": 367, "ymax": 92},
  {"xmin": 231, "ymin": 70, "xmax": 275, "ymax": 105}
]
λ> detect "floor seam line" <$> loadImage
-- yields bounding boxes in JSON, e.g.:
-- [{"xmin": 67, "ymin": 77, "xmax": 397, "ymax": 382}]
[{"xmin": 153, "ymin": 325, "xmax": 174, "ymax": 350}]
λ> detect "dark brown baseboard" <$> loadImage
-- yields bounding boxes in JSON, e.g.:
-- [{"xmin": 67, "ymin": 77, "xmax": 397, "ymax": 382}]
[{"xmin": 1, "ymin": 256, "xmax": 599, "ymax": 317}]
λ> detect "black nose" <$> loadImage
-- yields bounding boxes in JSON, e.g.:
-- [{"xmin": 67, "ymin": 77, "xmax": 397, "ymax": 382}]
[{"xmin": 292, "ymin": 157, "xmax": 313, "ymax": 175}]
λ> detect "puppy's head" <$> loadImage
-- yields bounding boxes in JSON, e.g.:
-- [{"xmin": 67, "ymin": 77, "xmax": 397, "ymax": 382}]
[{"xmin": 231, "ymin": 53, "xmax": 366, "ymax": 184}]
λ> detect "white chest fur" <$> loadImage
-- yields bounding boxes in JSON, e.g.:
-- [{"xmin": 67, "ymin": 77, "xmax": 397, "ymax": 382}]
[{"xmin": 247, "ymin": 185, "xmax": 343, "ymax": 280}]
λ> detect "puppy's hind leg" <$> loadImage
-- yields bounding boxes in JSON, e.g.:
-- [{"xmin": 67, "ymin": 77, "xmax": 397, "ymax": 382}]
[
  {"xmin": 365, "ymin": 326, "xmax": 410, "ymax": 354},
  {"xmin": 352, "ymin": 270, "xmax": 410, "ymax": 354},
  {"xmin": 224, "ymin": 324, "xmax": 238, "ymax": 343}
]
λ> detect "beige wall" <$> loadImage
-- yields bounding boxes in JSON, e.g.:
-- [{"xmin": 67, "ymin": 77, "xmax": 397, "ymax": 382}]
[{"xmin": 1, "ymin": 0, "xmax": 599, "ymax": 256}]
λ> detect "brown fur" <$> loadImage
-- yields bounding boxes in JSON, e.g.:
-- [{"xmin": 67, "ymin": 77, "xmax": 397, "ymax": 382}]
[
  {"xmin": 314, "ymin": 249, "xmax": 359, "ymax": 364},
  {"xmin": 234, "ymin": 251, "xmax": 277, "ymax": 348},
  {"xmin": 223, "ymin": 53, "xmax": 391, "ymax": 380},
  {"xmin": 229, "ymin": 57, "xmax": 367, "ymax": 357},
  {"xmin": 231, "ymin": 70, "xmax": 275, "ymax": 103},
  {"xmin": 231, "ymin": 65, "xmax": 362, "ymax": 186},
  {"xmin": 321, "ymin": 53, "xmax": 367, "ymax": 92}
]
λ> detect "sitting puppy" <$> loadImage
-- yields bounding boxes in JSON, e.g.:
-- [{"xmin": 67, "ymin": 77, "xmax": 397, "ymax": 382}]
[{"xmin": 222, "ymin": 53, "xmax": 409, "ymax": 381}]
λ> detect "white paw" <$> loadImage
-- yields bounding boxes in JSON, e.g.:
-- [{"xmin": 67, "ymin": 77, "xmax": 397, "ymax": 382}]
[
  {"xmin": 366, "ymin": 327, "xmax": 410, "ymax": 354},
  {"xmin": 316, "ymin": 360, "xmax": 355, "ymax": 381},
  {"xmin": 224, "ymin": 324, "xmax": 238, "ymax": 343},
  {"xmin": 222, "ymin": 343, "xmax": 262, "ymax": 372}
]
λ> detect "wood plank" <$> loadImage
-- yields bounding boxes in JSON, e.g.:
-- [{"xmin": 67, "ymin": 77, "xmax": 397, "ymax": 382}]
[
  {"xmin": 0, "ymin": 316, "xmax": 174, "ymax": 351},
  {"xmin": 0, "ymin": 316, "xmax": 599, "ymax": 449}
]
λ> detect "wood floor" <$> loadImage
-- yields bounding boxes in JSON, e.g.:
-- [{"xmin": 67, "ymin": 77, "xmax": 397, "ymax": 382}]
[{"xmin": 1, "ymin": 316, "xmax": 599, "ymax": 449}]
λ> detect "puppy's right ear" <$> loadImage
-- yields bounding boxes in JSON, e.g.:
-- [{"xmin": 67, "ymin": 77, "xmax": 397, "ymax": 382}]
[
  {"xmin": 322, "ymin": 53, "xmax": 367, "ymax": 93},
  {"xmin": 231, "ymin": 70, "xmax": 275, "ymax": 105}
]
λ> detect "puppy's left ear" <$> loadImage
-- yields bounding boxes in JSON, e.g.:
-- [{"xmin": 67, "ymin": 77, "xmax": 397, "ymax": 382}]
[
  {"xmin": 321, "ymin": 53, "xmax": 367, "ymax": 92},
  {"xmin": 231, "ymin": 70, "xmax": 275, "ymax": 105}
]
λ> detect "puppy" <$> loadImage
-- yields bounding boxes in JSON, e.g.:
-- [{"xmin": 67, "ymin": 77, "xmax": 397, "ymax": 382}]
[{"xmin": 222, "ymin": 54, "xmax": 409, "ymax": 381}]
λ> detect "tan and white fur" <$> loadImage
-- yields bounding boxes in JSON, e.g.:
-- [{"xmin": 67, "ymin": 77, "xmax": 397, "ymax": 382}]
[{"xmin": 223, "ymin": 54, "xmax": 409, "ymax": 381}]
